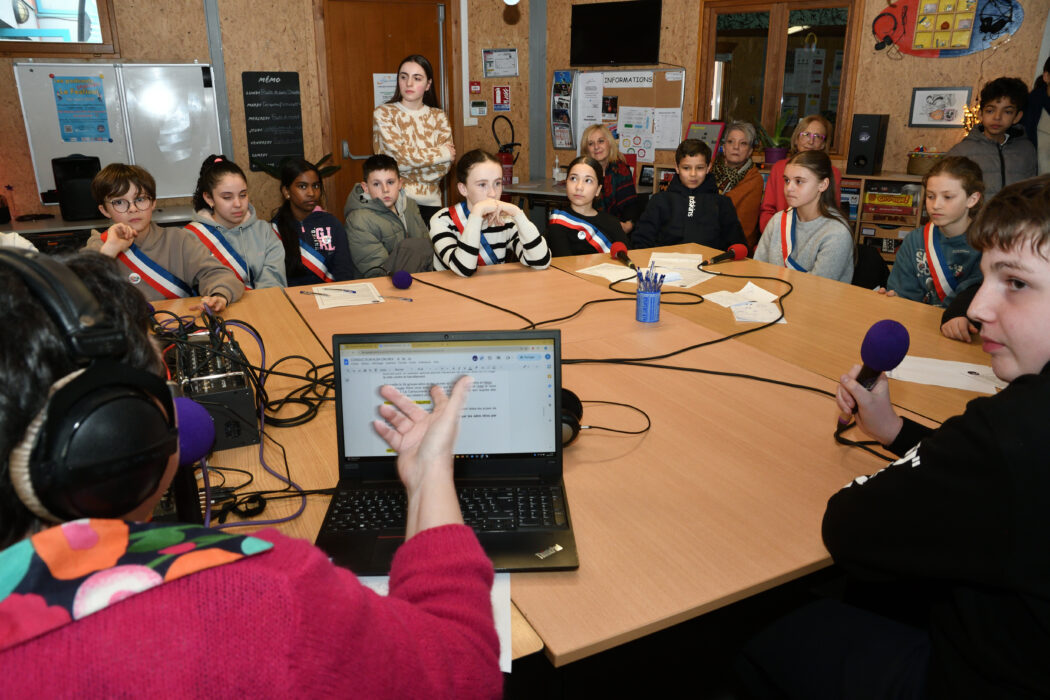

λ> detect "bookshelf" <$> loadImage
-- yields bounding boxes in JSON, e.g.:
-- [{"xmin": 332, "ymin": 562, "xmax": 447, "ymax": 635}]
[{"xmin": 843, "ymin": 172, "xmax": 925, "ymax": 264}]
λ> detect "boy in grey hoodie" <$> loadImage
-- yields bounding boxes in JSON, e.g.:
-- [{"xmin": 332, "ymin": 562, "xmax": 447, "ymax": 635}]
[{"xmin": 343, "ymin": 155, "xmax": 434, "ymax": 278}]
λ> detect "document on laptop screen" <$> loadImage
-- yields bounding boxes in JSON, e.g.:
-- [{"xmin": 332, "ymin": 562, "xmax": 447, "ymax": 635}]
[{"xmin": 339, "ymin": 339, "xmax": 557, "ymax": 458}]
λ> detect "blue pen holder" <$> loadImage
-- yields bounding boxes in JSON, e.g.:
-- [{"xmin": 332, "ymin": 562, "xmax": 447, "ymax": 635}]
[{"xmin": 636, "ymin": 290, "xmax": 661, "ymax": 323}]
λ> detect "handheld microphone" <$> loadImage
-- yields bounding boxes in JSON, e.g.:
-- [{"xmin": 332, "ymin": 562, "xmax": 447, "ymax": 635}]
[
  {"xmin": 700, "ymin": 244, "xmax": 748, "ymax": 266},
  {"xmin": 391, "ymin": 270, "xmax": 413, "ymax": 290},
  {"xmin": 839, "ymin": 319, "xmax": 910, "ymax": 423},
  {"xmin": 175, "ymin": 396, "xmax": 215, "ymax": 467},
  {"xmin": 609, "ymin": 242, "xmax": 637, "ymax": 270}
]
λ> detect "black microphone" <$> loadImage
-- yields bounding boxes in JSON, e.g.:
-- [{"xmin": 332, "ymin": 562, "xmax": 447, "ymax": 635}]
[
  {"xmin": 609, "ymin": 242, "xmax": 637, "ymax": 270},
  {"xmin": 700, "ymin": 244, "xmax": 748, "ymax": 266},
  {"xmin": 839, "ymin": 319, "xmax": 910, "ymax": 423},
  {"xmin": 391, "ymin": 270, "xmax": 413, "ymax": 290}
]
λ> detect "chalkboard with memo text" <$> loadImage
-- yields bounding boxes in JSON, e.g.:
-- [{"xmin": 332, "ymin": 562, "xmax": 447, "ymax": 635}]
[{"xmin": 241, "ymin": 71, "xmax": 304, "ymax": 171}]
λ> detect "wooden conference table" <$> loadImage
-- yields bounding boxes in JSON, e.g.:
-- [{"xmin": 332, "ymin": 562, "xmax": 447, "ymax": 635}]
[
  {"xmin": 158, "ymin": 248, "xmax": 985, "ymax": 666},
  {"xmin": 552, "ymin": 244, "xmax": 989, "ymax": 424}
]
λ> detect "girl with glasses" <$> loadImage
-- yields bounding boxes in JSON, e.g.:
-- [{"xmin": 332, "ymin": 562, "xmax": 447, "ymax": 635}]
[{"xmin": 759, "ymin": 114, "xmax": 842, "ymax": 233}]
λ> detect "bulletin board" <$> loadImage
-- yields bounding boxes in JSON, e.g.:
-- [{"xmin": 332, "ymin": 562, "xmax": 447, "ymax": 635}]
[
  {"xmin": 14, "ymin": 62, "xmax": 224, "ymax": 200},
  {"xmin": 555, "ymin": 68, "xmax": 685, "ymax": 166}
]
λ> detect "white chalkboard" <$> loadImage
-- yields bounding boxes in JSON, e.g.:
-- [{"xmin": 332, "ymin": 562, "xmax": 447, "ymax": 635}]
[{"xmin": 14, "ymin": 62, "xmax": 223, "ymax": 200}]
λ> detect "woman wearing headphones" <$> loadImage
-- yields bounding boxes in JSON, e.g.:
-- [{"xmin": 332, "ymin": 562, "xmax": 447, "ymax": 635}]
[
  {"xmin": 0, "ymin": 250, "xmax": 500, "ymax": 697},
  {"xmin": 713, "ymin": 121, "xmax": 764, "ymax": 250}
]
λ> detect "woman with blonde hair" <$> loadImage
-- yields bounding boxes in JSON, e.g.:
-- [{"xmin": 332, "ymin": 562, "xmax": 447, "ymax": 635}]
[
  {"xmin": 759, "ymin": 114, "xmax": 842, "ymax": 233},
  {"xmin": 581, "ymin": 124, "xmax": 640, "ymax": 234}
]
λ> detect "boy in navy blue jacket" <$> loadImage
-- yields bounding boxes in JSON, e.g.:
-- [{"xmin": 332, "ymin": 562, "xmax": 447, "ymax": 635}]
[{"xmin": 630, "ymin": 139, "xmax": 746, "ymax": 252}]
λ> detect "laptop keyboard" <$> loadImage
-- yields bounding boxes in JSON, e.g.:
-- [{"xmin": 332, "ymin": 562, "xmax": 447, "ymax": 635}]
[{"xmin": 324, "ymin": 485, "xmax": 568, "ymax": 534}]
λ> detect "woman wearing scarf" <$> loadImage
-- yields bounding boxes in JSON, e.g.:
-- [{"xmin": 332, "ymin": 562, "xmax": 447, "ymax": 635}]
[{"xmin": 713, "ymin": 121, "xmax": 763, "ymax": 250}]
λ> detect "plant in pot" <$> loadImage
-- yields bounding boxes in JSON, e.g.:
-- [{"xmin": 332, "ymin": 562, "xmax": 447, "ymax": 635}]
[{"xmin": 756, "ymin": 115, "xmax": 792, "ymax": 166}]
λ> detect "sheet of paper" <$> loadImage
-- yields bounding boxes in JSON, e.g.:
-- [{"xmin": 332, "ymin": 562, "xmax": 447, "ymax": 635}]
[
  {"xmin": 310, "ymin": 282, "xmax": 384, "ymax": 309},
  {"xmin": 652, "ymin": 108, "xmax": 683, "ymax": 149},
  {"xmin": 887, "ymin": 356, "xmax": 1006, "ymax": 394},
  {"xmin": 576, "ymin": 263, "xmax": 692, "ymax": 286},
  {"xmin": 576, "ymin": 72, "xmax": 604, "ymax": 147},
  {"xmin": 730, "ymin": 301, "xmax": 786, "ymax": 324},
  {"xmin": 703, "ymin": 282, "xmax": 779, "ymax": 307},
  {"xmin": 359, "ymin": 572, "xmax": 512, "ymax": 673},
  {"xmin": 617, "ymin": 106, "xmax": 655, "ymax": 164},
  {"xmin": 644, "ymin": 252, "xmax": 713, "ymax": 287}
]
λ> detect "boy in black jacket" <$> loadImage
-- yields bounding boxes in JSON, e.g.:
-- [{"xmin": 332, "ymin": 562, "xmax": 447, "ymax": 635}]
[
  {"xmin": 630, "ymin": 139, "xmax": 746, "ymax": 252},
  {"xmin": 739, "ymin": 175, "xmax": 1050, "ymax": 699}
]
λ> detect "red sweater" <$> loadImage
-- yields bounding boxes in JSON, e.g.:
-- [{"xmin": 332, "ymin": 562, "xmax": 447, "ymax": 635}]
[
  {"xmin": 758, "ymin": 157, "xmax": 843, "ymax": 234},
  {"xmin": 3, "ymin": 524, "xmax": 502, "ymax": 698}
]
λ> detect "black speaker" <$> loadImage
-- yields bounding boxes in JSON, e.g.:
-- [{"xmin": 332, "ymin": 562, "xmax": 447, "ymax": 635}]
[
  {"xmin": 846, "ymin": 114, "xmax": 889, "ymax": 176},
  {"xmin": 51, "ymin": 154, "xmax": 101, "ymax": 221}
]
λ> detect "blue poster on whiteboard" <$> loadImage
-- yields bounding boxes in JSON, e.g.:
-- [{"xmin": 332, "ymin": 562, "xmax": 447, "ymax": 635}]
[{"xmin": 52, "ymin": 75, "xmax": 111, "ymax": 142}]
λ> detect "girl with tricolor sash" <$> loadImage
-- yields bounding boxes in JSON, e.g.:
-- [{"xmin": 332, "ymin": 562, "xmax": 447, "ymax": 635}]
[
  {"xmin": 883, "ymin": 156, "xmax": 985, "ymax": 342},
  {"xmin": 754, "ymin": 150, "xmax": 853, "ymax": 283},
  {"xmin": 187, "ymin": 155, "xmax": 287, "ymax": 289},
  {"xmin": 270, "ymin": 158, "xmax": 355, "ymax": 287},
  {"xmin": 546, "ymin": 156, "xmax": 627, "ymax": 257},
  {"xmin": 429, "ymin": 150, "xmax": 551, "ymax": 277},
  {"xmin": 84, "ymin": 163, "xmax": 243, "ymax": 312}
]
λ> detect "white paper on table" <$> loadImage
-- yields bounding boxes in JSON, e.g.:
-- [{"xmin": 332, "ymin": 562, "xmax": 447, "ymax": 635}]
[
  {"xmin": 643, "ymin": 252, "xmax": 714, "ymax": 287},
  {"xmin": 359, "ymin": 572, "xmax": 513, "ymax": 673},
  {"xmin": 311, "ymin": 283, "xmax": 384, "ymax": 309},
  {"xmin": 887, "ymin": 356, "xmax": 1006, "ymax": 394},
  {"xmin": 703, "ymin": 282, "xmax": 779, "ymax": 307},
  {"xmin": 730, "ymin": 301, "xmax": 786, "ymax": 324},
  {"xmin": 647, "ymin": 252, "xmax": 703, "ymax": 269},
  {"xmin": 575, "ymin": 262, "xmax": 688, "ymax": 286}
]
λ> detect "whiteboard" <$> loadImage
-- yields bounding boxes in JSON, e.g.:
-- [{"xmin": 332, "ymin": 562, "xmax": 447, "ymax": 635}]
[{"xmin": 14, "ymin": 62, "xmax": 223, "ymax": 200}]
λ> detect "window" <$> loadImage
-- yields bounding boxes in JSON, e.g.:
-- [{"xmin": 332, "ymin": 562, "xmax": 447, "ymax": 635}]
[
  {"xmin": 0, "ymin": 0, "xmax": 119, "ymax": 57},
  {"xmin": 695, "ymin": 0, "xmax": 861, "ymax": 154}
]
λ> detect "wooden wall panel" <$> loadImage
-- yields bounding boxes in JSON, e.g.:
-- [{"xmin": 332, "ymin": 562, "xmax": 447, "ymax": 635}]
[
  {"xmin": 545, "ymin": 0, "xmax": 700, "ymax": 176},
  {"xmin": 0, "ymin": 0, "xmax": 326, "ymax": 220},
  {"xmin": 460, "ymin": 0, "xmax": 532, "ymax": 181},
  {"xmin": 852, "ymin": 0, "xmax": 1043, "ymax": 170},
  {"xmin": 215, "ymin": 0, "xmax": 324, "ymax": 219}
]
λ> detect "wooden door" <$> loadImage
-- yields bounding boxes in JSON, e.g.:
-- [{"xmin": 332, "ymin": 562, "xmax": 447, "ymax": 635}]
[{"xmin": 320, "ymin": 0, "xmax": 456, "ymax": 211}]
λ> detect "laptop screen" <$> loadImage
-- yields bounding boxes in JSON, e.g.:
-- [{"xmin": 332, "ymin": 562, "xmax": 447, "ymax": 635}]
[{"xmin": 333, "ymin": 330, "xmax": 562, "ymax": 481}]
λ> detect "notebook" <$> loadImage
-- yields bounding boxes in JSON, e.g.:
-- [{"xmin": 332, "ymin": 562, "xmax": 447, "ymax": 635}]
[{"xmin": 315, "ymin": 329, "xmax": 579, "ymax": 575}]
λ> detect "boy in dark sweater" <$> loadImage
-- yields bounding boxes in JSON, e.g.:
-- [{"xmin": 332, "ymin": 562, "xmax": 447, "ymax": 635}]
[
  {"xmin": 739, "ymin": 175, "xmax": 1050, "ymax": 699},
  {"xmin": 947, "ymin": 77, "xmax": 1037, "ymax": 198},
  {"xmin": 630, "ymin": 139, "xmax": 746, "ymax": 252}
]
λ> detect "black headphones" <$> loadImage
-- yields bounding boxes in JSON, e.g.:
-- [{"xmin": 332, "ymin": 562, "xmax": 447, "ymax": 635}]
[
  {"xmin": 0, "ymin": 249, "xmax": 178, "ymax": 522},
  {"xmin": 561, "ymin": 388, "xmax": 584, "ymax": 446},
  {"xmin": 872, "ymin": 11, "xmax": 898, "ymax": 51}
]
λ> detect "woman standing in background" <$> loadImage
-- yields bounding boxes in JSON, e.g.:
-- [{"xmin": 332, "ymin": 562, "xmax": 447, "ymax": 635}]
[{"xmin": 373, "ymin": 55, "xmax": 455, "ymax": 227}]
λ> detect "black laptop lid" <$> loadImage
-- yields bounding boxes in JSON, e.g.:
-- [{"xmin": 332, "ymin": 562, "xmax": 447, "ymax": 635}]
[{"xmin": 333, "ymin": 330, "xmax": 562, "ymax": 482}]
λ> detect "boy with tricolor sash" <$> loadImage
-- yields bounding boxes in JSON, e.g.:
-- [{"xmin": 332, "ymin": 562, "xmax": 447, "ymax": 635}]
[
  {"xmin": 883, "ymin": 157, "xmax": 985, "ymax": 342},
  {"xmin": 84, "ymin": 164, "xmax": 243, "ymax": 312}
]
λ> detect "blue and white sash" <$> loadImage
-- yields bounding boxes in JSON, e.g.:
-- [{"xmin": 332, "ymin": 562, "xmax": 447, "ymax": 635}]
[
  {"xmin": 102, "ymin": 232, "xmax": 193, "ymax": 299},
  {"xmin": 922, "ymin": 222, "xmax": 955, "ymax": 303},
  {"xmin": 271, "ymin": 222, "xmax": 333, "ymax": 283},
  {"xmin": 779, "ymin": 208, "xmax": 807, "ymax": 272},
  {"xmin": 449, "ymin": 201, "xmax": 498, "ymax": 266},
  {"xmin": 185, "ymin": 221, "xmax": 253, "ymax": 289},
  {"xmin": 549, "ymin": 209, "xmax": 612, "ymax": 253}
]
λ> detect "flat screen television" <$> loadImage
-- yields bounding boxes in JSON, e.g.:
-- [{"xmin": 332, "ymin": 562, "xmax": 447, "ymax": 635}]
[{"xmin": 569, "ymin": 0, "xmax": 662, "ymax": 66}]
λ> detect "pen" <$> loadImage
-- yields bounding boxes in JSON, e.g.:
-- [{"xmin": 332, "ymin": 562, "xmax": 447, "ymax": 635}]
[{"xmin": 383, "ymin": 296, "xmax": 414, "ymax": 302}]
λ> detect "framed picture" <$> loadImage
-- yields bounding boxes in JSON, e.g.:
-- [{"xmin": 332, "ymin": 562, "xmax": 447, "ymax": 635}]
[{"xmin": 908, "ymin": 87, "xmax": 971, "ymax": 128}]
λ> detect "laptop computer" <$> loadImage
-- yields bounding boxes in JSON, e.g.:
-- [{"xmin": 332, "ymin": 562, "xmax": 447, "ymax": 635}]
[{"xmin": 315, "ymin": 329, "xmax": 579, "ymax": 575}]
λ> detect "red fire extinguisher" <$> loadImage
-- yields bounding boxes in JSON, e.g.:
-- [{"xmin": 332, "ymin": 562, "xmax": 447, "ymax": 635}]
[{"xmin": 493, "ymin": 115, "xmax": 520, "ymax": 188}]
